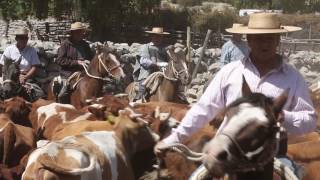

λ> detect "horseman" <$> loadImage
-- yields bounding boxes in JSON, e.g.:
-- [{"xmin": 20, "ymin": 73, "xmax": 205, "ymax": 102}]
[
  {"xmin": 220, "ymin": 23, "xmax": 250, "ymax": 66},
  {"xmin": 155, "ymin": 13, "xmax": 317, "ymax": 179},
  {"xmin": 53, "ymin": 22, "xmax": 94, "ymax": 102},
  {"xmin": 0, "ymin": 27, "xmax": 45, "ymax": 101},
  {"xmin": 56, "ymin": 21, "xmax": 93, "ymax": 76},
  {"xmin": 133, "ymin": 27, "xmax": 170, "ymax": 101}
]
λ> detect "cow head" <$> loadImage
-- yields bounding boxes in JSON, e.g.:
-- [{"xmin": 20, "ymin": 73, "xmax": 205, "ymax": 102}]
[
  {"xmin": 2, "ymin": 97, "xmax": 32, "ymax": 127},
  {"xmin": 202, "ymin": 77, "xmax": 287, "ymax": 177},
  {"xmin": 115, "ymin": 108, "xmax": 159, "ymax": 156}
]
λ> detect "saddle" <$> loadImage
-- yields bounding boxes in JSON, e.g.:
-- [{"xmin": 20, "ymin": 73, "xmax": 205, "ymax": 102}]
[{"xmin": 52, "ymin": 72, "xmax": 83, "ymax": 103}]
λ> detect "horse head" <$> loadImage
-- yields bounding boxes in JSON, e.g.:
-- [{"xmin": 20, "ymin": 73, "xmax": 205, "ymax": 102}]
[
  {"xmin": 2, "ymin": 55, "xmax": 22, "ymax": 99},
  {"xmin": 93, "ymin": 43, "xmax": 125, "ymax": 81},
  {"xmin": 202, "ymin": 76, "xmax": 288, "ymax": 178},
  {"xmin": 166, "ymin": 46, "xmax": 190, "ymax": 85}
]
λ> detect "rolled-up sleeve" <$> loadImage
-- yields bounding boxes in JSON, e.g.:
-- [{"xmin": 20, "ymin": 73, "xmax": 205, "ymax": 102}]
[
  {"xmin": 140, "ymin": 57, "xmax": 153, "ymax": 68},
  {"xmin": 163, "ymin": 69, "xmax": 226, "ymax": 144},
  {"xmin": 283, "ymin": 74, "xmax": 317, "ymax": 135}
]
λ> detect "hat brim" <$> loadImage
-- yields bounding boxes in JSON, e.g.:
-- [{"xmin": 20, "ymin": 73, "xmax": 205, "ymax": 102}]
[
  {"xmin": 145, "ymin": 31, "xmax": 170, "ymax": 35},
  {"xmin": 226, "ymin": 26, "xmax": 302, "ymax": 34},
  {"xmin": 68, "ymin": 27, "xmax": 87, "ymax": 31}
]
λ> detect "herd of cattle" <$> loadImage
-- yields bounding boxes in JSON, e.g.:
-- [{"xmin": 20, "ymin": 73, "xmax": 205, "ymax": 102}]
[{"xmin": 0, "ymin": 93, "xmax": 320, "ymax": 180}]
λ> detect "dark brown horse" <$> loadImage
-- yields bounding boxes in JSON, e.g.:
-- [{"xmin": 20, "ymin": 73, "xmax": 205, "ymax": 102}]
[
  {"xmin": 48, "ymin": 44, "xmax": 125, "ymax": 109},
  {"xmin": 1, "ymin": 56, "xmax": 31, "ymax": 101},
  {"xmin": 126, "ymin": 46, "xmax": 190, "ymax": 102}
]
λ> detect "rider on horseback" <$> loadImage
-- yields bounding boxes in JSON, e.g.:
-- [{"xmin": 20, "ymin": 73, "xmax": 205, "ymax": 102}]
[
  {"xmin": 155, "ymin": 13, "xmax": 317, "ymax": 179},
  {"xmin": 53, "ymin": 22, "xmax": 94, "ymax": 103},
  {"xmin": 0, "ymin": 27, "xmax": 45, "ymax": 101},
  {"xmin": 133, "ymin": 27, "xmax": 169, "ymax": 101}
]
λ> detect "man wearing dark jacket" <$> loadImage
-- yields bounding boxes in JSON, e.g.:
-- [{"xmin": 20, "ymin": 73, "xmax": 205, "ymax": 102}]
[
  {"xmin": 56, "ymin": 22, "xmax": 93, "ymax": 76},
  {"xmin": 53, "ymin": 22, "xmax": 94, "ymax": 103}
]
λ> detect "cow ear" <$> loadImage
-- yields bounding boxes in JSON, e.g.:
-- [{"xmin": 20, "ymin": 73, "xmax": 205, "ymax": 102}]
[
  {"xmin": 273, "ymin": 89, "xmax": 289, "ymax": 117},
  {"xmin": 242, "ymin": 75, "xmax": 252, "ymax": 97}
]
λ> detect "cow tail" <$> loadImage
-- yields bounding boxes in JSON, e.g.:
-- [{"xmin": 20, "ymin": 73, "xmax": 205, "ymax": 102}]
[
  {"xmin": 2, "ymin": 122, "xmax": 15, "ymax": 164},
  {"xmin": 38, "ymin": 143, "xmax": 97, "ymax": 175}
]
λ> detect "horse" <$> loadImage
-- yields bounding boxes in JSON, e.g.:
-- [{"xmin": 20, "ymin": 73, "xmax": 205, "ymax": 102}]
[
  {"xmin": 47, "ymin": 44, "xmax": 125, "ymax": 109},
  {"xmin": 126, "ymin": 46, "xmax": 190, "ymax": 103},
  {"xmin": 202, "ymin": 77, "xmax": 288, "ymax": 179},
  {"xmin": 1, "ymin": 56, "xmax": 30, "ymax": 101}
]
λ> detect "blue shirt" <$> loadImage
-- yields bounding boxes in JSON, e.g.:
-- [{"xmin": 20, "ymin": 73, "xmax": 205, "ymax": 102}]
[{"xmin": 220, "ymin": 39, "xmax": 250, "ymax": 66}]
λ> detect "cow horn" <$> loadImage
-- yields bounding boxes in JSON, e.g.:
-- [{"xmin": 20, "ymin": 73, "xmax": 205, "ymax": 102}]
[
  {"xmin": 114, "ymin": 93, "xmax": 128, "ymax": 98},
  {"xmin": 123, "ymin": 107, "xmax": 143, "ymax": 119},
  {"xmin": 85, "ymin": 99, "xmax": 94, "ymax": 104},
  {"xmin": 154, "ymin": 106, "xmax": 160, "ymax": 119},
  {"xmin": 137, "ymin": 117, "xmax": 149, "ymax": 125}
]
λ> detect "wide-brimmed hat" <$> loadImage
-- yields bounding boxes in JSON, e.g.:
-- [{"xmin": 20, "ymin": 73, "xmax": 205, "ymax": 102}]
[
  {"xmin": 14, "ymin": 28, "xmax": 29, "ymax": 35},
  {"xmin": 69, "ymin": 22, "xmax": 87, "ymax": 31},
  {"xmin": 145, "ymin": 27, "xmax": 170, "ymax": 35},
  {"xmin": 226, "ymin": 13, "xmax": 302, "ymax": 34}
]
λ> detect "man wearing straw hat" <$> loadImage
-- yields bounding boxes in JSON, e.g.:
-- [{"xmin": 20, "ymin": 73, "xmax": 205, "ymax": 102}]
[
  {"xmin": 0, "ymin": 27, "xmax": 45, "ymax": 100},
  {"xmin": 56, "ymin": 22, "xmax": 93, "ymax": 76},
  {"xmin": 155, "ymin": 13, "xmax": 316, "ymax": 179},
  {"xmin": 220, "ymin": 23, "xmax": 250, "ymax": 66},
  {"xmin": 54, "ymin": 22, "xmax": 93, "ymax": 101},
  {"xmin": 133, "ymin": 27, "xmax": 169, "ymax": 101},
  {"xmin": 0, "ymin": 28, "xmax": 41, "ymax": 84}
]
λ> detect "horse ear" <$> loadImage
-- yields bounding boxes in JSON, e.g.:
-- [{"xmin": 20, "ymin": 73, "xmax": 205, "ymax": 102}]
[
  {"xmin": 96, "ymin": 44, "xmax": 103, "ymax": 54},
  {"xmin": 166, "ymin": 46, "xmax": 177, "ymax": 62},
  {"xmin": 242, "ymin": 75, "xmax": 252, "ymax": 97},
  {"xmin": 273, "ymin": 89, "xmax": 289, "ymax": 117}
]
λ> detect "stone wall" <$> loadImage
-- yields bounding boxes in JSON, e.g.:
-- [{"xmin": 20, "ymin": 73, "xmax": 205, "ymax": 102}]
[{"xmin": 0, "ymin": 18, "xmax": 72, "ymax": 42}]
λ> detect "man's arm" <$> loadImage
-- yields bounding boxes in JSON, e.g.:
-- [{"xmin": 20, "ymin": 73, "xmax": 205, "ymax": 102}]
[
  {"xmin": 162, "ymin": 69, "xmax": 226, "ymax": 144},
  {"xmin": 283, "ymin": 74, "xmax": 317, "ymax": 135}
]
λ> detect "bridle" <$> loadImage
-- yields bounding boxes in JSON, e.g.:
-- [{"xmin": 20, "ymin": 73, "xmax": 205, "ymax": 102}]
[
  {"xmin": 217, "ymin": 121, "xmax": 283, "ymax": 172},
  {"xmin": 162, "ymin": 52, "xmax": 189, "ymax": 82},
  {"xmin": 80, "ymin": 53, "xmax": 121, "ymax": 81}
]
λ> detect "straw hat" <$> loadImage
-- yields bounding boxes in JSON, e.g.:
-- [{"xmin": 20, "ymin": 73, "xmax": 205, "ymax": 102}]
[
  {"xmin": 14, "ymin": 28, "xmax": 29, "ymax": 35},
  {"xmin": 69, "ymin": 22, "xmax": 87, "ymax": 31},
  {"xmin": 226, "ymin": 13, "xmax": 302, "ymax": 34},
  {"xmin": 145, "ymin": 27, "xmax": 170, "ymax": 35}
]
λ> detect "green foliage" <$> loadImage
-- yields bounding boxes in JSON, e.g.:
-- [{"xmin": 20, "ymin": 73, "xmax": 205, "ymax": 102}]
[
  {"xmin": 0, "ymin": 0, "xmax": 33, "ymax": 21},
  {"xmin": 191, "ymin": 9, "xmax": 236, "ymax": 33},
  {"xmin": 176, "ymin": 0, "xmax": 201, "ymax": 7}
]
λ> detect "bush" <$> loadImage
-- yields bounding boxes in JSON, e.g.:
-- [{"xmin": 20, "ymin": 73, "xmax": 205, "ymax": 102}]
[
  {"xmin": 190, "ymin": 9, "xmax": 236, "ymax": 33},
  {"xmin": 176, "ymin": 0, "xmax": 202, "ymax": 7}
]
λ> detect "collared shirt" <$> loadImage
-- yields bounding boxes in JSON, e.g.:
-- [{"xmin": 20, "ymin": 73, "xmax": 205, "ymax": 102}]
[
  {"xmin": 139, "ymin": 42, "xmax": 167, "ymax": 68},
  {"xmin": 163, "ymin": 56, "xmax": 317, "ymax": 144},
  {"xmin": 220, "ymin": 39, "xmax": 250, "ymax": 66},
  {"xmin": 0, "ymin": 44, "xmax": 40, "ymax": 72}
]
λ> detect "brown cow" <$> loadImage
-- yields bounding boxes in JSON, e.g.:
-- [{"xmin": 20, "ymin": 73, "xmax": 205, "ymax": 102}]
[
  {"xmin": 0, "ymin": 113, "xmax": 36, "ymax": 179},
  {"xmin": 86, "ymin": 94, "xmax": 129, "ymax": 115},
  {"xmin": 0, "ymin": 97, "xmax": 32, "ymax": 127},
  {"xmin": 130, "ymin": 101, "xmax": 190, "ymax": 122},
  {"xmin": 22, "ymin": 108, "xmax": 158, "ymax": 180},
  {"xmin": 28, "ymin": 102, "xmax": 108, "ymax": 140}
]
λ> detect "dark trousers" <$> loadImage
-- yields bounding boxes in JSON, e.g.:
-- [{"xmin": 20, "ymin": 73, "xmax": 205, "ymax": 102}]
[{"xmin": 135, "ymin": 79, "xmax": 146, "ymax": 100}]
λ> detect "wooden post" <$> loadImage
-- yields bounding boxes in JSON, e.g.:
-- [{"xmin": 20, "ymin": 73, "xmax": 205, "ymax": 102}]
[
  {"xmin": 309, "ymin": 24, "xmax": 312, "ymax": 40},
  {"xmin": 186, "ymin": 26, "xmax": 191, "ymax": 63},
  {"xmin": 191, "ymin": 29, "xmax": 212, "ymax": 80}
]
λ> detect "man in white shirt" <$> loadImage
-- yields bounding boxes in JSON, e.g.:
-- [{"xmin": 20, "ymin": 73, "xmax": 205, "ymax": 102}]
[
  {"xmin": 0, "ymin": 28, "xmax": 40, "ymax": 84},
  {"xmin": 0, "ymin": 27, "xmax": 44, "ymax": 100}
]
